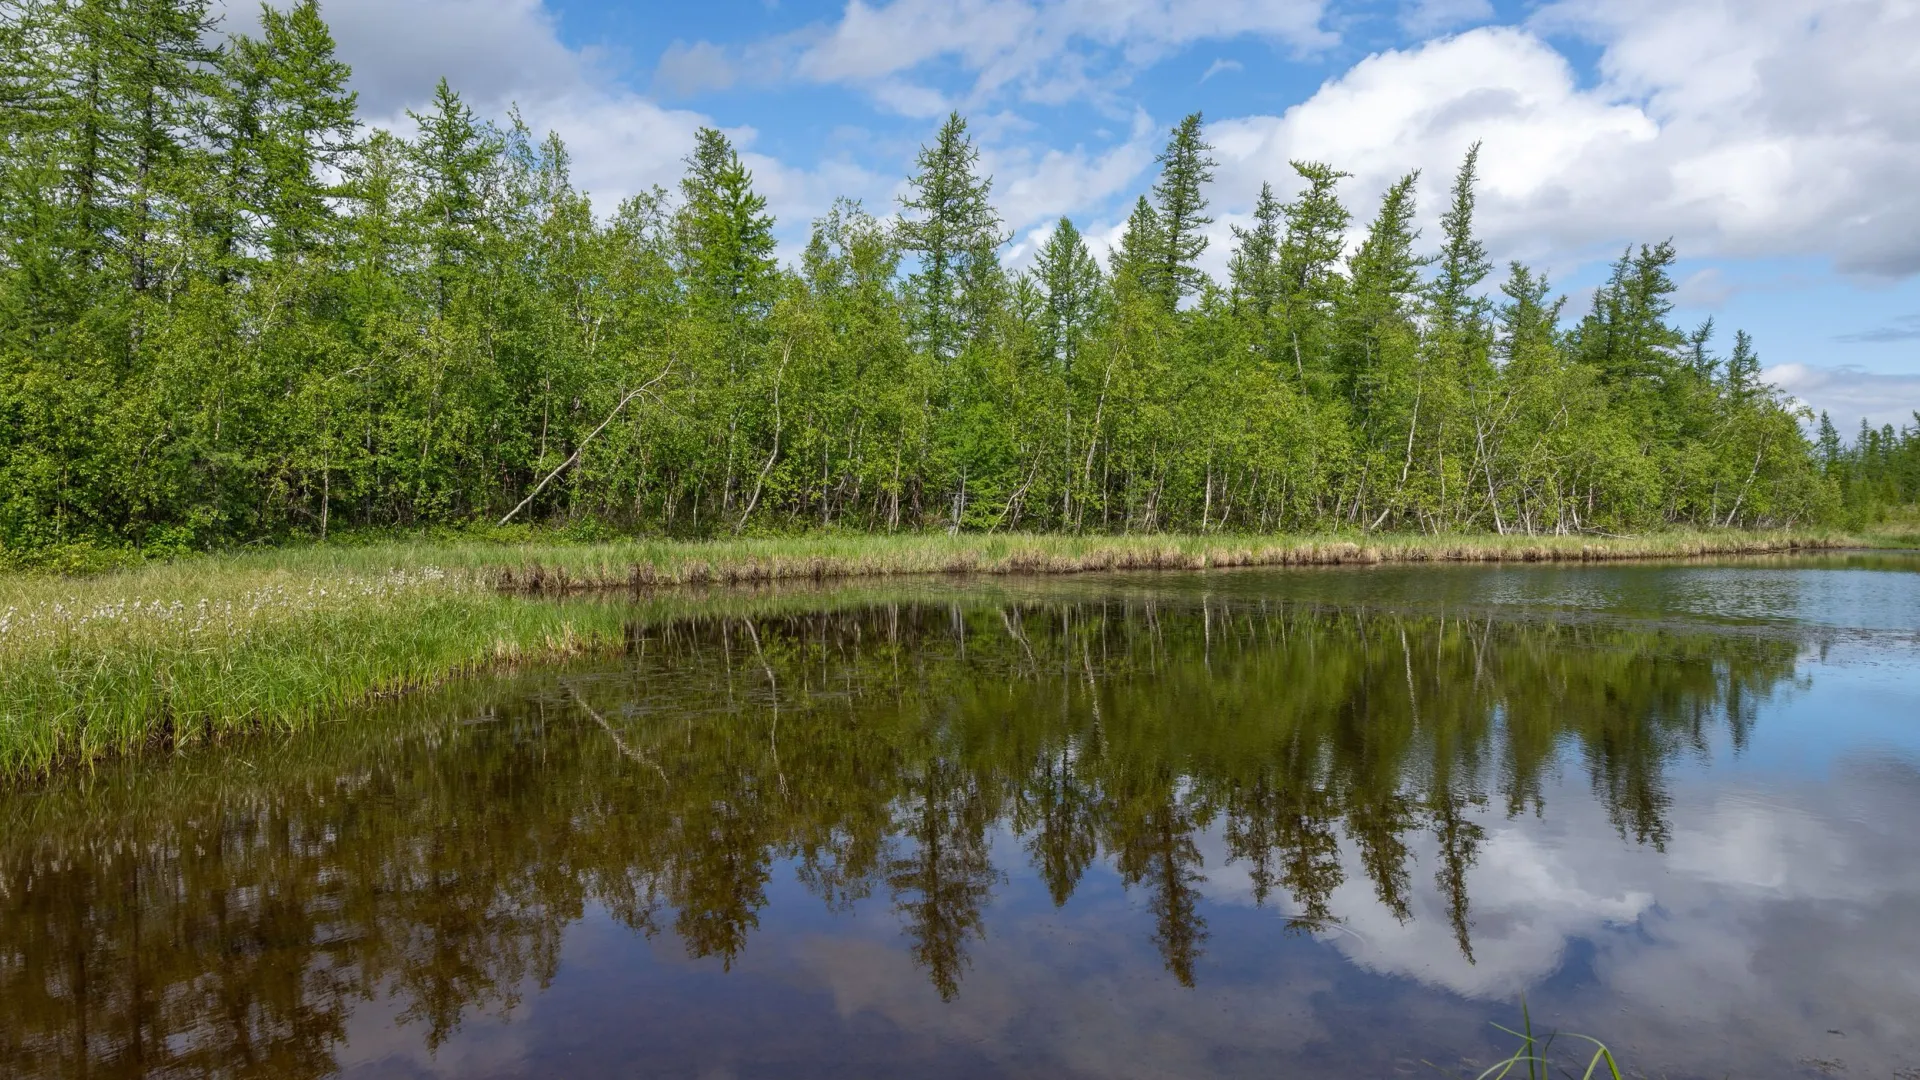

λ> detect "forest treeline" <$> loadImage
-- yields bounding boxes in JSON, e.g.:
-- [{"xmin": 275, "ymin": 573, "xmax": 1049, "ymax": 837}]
[{"xmin": 2, "ymin": 0, "xmax": 1915, "ymax": 553}]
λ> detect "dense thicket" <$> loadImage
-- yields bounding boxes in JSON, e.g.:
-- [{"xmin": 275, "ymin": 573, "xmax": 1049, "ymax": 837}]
[{"xmin": 0, "ymin": 0, "xmax": 1862, "ymax": 552}]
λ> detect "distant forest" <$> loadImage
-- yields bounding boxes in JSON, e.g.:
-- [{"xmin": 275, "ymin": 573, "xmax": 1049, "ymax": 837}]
[{"xmin": 2, "ymin": 0, "xmax": 1916, "ymax": 552}]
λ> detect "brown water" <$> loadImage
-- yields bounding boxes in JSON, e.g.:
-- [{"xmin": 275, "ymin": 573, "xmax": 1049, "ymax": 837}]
[{"xmin": 5, "ymin": 554, "xmax": 1920, "ymax": 1078}]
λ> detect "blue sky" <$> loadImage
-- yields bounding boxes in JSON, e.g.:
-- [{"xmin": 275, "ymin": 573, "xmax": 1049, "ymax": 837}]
[{"xmin": 240, "ymin": 0, "xmax": 1920, "ymax": 428}]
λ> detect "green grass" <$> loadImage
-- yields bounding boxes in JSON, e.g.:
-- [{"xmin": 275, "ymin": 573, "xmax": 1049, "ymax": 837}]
[
  {"xmin": 0, "ymin": 527, "xmax": 1878, "ymax": 777},
  {"xmin": 1860, "ymin": 506, "xmax": 1920, "ymax": 548},
  {"xmin": 1457, "ymin": 1002, "xmax": 1627, "ymax": 1080},
  {"xmin": 0, "ymin": 566, "xmax": 635, "ymax": 776}
]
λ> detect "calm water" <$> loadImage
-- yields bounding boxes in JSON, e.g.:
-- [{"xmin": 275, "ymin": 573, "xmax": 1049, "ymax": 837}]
[{"xmin": 5, "ymin": 554, "xmax": 1920, "ymax": 1079}]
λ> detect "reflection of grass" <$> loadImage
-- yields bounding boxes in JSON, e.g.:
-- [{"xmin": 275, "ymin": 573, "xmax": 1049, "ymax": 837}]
[{"xmin": 0, "ymin": 528, "xmax": 1857, "ymax": 778}]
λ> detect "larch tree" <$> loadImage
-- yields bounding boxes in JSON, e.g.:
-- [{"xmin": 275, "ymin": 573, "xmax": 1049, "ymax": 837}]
[
  {"xmin": 898, "ymin": 112, "xmax": 1002, "ymax": 363},
  {"xmin": 1147, "ymin": 111, "xmax": 1214, "ymax": 312},
  {"xmin": 1228, "ymin": 182, "xmax": 1281, "ymax": 334},
  {"xmin": 1032, "ymin": 216, "xmax": 1100, "ymax": 374},
  {"xmin": 1276, "ymin": 161, "xmax": 1350, "ymax": 385},
  {"xmin": 676, "ymin": 126, "xmax": 776, "ymax": 328}
]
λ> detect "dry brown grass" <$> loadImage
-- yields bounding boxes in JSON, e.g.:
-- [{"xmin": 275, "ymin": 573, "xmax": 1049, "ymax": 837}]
[{"xmin": 479, "ymin": 530, "xmax": 1850, "ymax": 593}]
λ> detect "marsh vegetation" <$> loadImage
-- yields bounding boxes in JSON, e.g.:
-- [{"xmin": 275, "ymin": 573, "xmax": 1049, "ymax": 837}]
[{"xmin": 0, "ymin": 529, "xmax": 1854, "ymax": 775}]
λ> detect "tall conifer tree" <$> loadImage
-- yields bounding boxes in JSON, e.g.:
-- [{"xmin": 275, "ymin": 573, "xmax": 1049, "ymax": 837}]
[
  {"xmin": 1032, "ymin": 217, "xmax": 1099, "ymax": 373},
  {"xmin": 1336, "ymin": 172, "xmax": 1422, "ymax": 411},
  {"xmin": 1228, "ymin": 183, "xmax": 1281, "ymax": 324},
  {"xmin": 1147, "ymin": 111, "xmax": 1214, "ymax": 311},
  {"xmin": 1276, "ymin": 161, "xmax": 1350, "ymax": 382},
  {"xmin": 253, "ymin": 0, "xmax": 357, "ymax": 260},
  {"xmin": 409, "ymin": 78, "xmax": 498, "ymax": 312},
  {"xmin": 1111, "ymin": 196, "xmax": 1162, "ymax": 292},
  {"xmin": 898, "ymin": 112, "xmax": 1002, "ymax": 361},
  {"xmin": 676, "ymin": 126, "xmax": 775, "ymax": 327}
]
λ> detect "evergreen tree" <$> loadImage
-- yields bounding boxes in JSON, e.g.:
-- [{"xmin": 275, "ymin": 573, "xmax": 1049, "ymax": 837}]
[
  {"xmin": 409, "ymin": 78, "xmax": 499, "ymax": 312},
  {"xmin": 1428, "ymin": 143, "xmax": 1491, "ymax": 342},
  {"xmin": 1335, "ymin": 172, "xmax": 1423, "ymax": 409},
  {"xmin": 1228, "ymin": 182, "xmax": 1280, "ymax": 326},
  {"xmin": 204, "ymin": 26, "xmax": 268, "ymax": 276},
  {"xmin": 1724, "ymin": 328, "xmax": 1759, "ymax": 404},
  {"xmin": 1575, "ymin": 240, "xmax": 1686, "ymax": 390},
  {"xmin": 1110, "ymin": 195, "xmax": 1162, "ymax": 290},
  {"xmin": 1496, "ymin": 262, "xmax": 1563, "ymax": 369},
  {"xmin": 252, "ymin": 0, "xmax": 357, "ymax": 260},
  {"xmin": 1148, "ymin": 111, "xmax": 1214, "ymax": 311},
  {"xmin": 898, "ymin": 112, "xmax": 1001, "ymax": 361},
  {"xmin": 1275, "ymin": 161, "xmax": 1350, "ymax": 381},
  {"xmin": 1031, "ymin": 217, "xmax": 1099, "ymax": 373},
  {"xmin": 1686, "ymin": 317, "xmax": 1718, "ymax": 377},
  {"xmin": 1816, "ymin": 411, "xmax": 1843, "ymax": 473},
  {"xmin": 113, "ymin": 0, "xmax": 221, "ymax": 297},
  {"xmin": 676, "ymin": 126, "xmax": 775, "ymax": 326}
]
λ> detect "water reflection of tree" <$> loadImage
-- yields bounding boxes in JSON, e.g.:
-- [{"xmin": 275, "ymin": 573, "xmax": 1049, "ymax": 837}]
[
  {"xmin": 1105, "ymin": 762, "xmax": 1210, "ymax": 986},
  {"xmin": 0, "ymin": 597, "xmax": 1805, "ymax": 1077},
  {"xmin": 888, "ymin": 756, "xmax": 1000, "ymax": 1001},
  {"xmin": 1013, "ymin": 743, "xmax": 1100, "ymax": 908}
]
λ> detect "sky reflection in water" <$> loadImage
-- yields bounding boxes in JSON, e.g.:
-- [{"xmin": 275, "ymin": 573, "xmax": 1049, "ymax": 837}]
[{"xmin": 4, "ymin": 554, "xmax": 1919, "ymax": 1079}]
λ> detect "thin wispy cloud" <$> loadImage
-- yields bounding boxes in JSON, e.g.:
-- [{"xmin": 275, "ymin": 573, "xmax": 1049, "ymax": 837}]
[
  {"xmin": 787, "ymin": 0, "xmax": 1333, "ymax": 110},
  {"xmin": 1835, "ymin": 314, "xmax": 1920, "ymax": 344},
  {"xmin": 1768, "ymin": 363, "xmax": 1920, "ymax": 428},
  {"xmin": 1401, "ymin": 0, "xmax": 1496, "ymax": 36},
  {"xmin": 654, "ymin": 40, "xmax": 737, "ymax": 97},
  {"xmin": 1201, "ymin": 58, "xmax": 1243, "ymax": 82}
]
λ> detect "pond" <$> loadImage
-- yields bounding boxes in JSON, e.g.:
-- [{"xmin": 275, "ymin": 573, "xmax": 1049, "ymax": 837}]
[{"xmin": 5, "ymin": 553, "xmax": 1920, "ymax": 1078}]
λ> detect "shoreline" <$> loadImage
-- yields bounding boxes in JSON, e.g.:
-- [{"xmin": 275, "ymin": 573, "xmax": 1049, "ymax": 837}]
[
  {"xmin": 478, "ymin": 531, "xmax": 1854, "ymax": 592},
  {"xmin": 0, "ymin": 529, "xmax": 1898, "ymax": 777}
]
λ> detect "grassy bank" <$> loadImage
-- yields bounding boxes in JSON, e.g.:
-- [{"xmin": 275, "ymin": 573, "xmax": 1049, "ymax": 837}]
[
  {"xmin": 0, "ymin": 528, "xmax": 1874, "ymax": 776},
  {"xmin": 1861, "ymin": 507, "xmax": 1920, "ymax": 548},
  {"xmin": 162, "ymin": 526, "xmax": 1854, "ymax": 587}
]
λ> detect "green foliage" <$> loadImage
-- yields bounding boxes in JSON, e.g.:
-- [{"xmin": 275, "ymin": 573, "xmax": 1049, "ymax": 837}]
[
  {"xmin": 897, "ymin": 111, "xmax": 1002, "ymax": 362},
  {"xmin": 1031, "ymin": 216, "xmax": 1100, "ymax": 374},
  {"xmin": 676, "ymin": 126, "xmax": 775, "ymax": 323},
  {"xmin": 1824, "ymin": 412, "xmax": 1920, "ymax": 525},
  {"xmin": 0, "ymin": 2, "xmax": 1851, "ymax": 558}
]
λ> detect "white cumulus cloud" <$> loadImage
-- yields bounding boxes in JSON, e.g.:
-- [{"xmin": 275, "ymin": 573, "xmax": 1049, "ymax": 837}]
[
  {"xmin": 792, "ymin": 0, "xmax": 1334, "ymax": 112},
  {"xmin": 1767, "ymin": 364, "xmax": 1920, "ymax": 429},
  {"xmin": 1199, "ymin": 1, "xmax": 1920, "ymax": 282}
]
